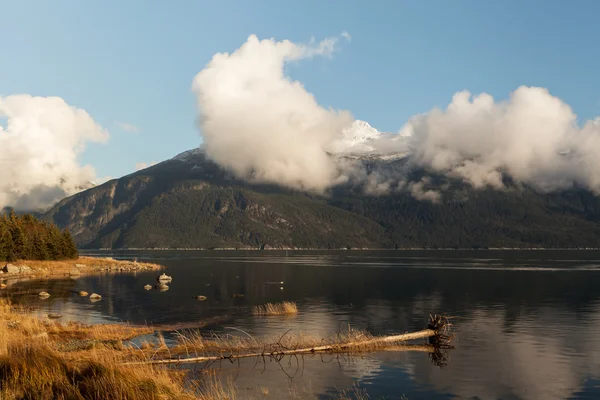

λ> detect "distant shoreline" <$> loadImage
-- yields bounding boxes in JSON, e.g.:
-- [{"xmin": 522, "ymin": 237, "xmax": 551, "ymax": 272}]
[{"xmin": 81, "ymin": 247, "xmax": 600, "ymax": 251}]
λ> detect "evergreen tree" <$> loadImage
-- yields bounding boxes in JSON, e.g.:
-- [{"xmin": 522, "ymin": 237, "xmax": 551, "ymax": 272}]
[
  {"xmin": 62, "ymin": 230, "xmax": 79, "ymax": 259},
  {"xmin": 0, "ymin": 225, "xmax": 14, "ymax": 262},
  {"xmin": 33, "ymin": 232, "xmax": 50, "ymax": 260},
  {"xmin": 0, "ymin": 212, "xmax": 77, "ymax": 261},
  {"xmin": 9, "ymin": 223, "xmax": 25, "ymax": 260}
]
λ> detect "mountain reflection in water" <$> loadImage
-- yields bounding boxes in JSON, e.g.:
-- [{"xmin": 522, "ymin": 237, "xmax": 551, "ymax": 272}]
[{"xmin": 6, "ymin": 250, "xmax": 600, "ymax": 399}]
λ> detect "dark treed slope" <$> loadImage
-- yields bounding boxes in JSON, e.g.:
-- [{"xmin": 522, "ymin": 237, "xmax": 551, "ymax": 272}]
[
  {"xmin": 43, "ymin": 150, "xmax": 600, "ymax": 249},
  {"xmin": 0, "ymin": 211, "xmax": 78, "ymax": 261}
]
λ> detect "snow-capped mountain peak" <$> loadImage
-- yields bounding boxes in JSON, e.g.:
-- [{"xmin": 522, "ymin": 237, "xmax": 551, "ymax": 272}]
[{"xmin": 330, "ymin": 120, "xmax": 383, "ymax": 154}]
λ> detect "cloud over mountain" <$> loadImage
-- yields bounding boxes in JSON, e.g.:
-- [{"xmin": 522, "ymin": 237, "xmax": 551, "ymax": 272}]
[
  {"xmin": 0, "ymin": 94, "xmax": 108, "ymax": 210},
  {"xmin": 192, "ymin": 34, "xmax": 600, "ymax": 199},
  {"xmin": 192, "ymin": 33, "xmax": 355, "ymax": 193},
  {"xmin": 404, "ymin": 86, "xmax": 600, "ymax": 192}
]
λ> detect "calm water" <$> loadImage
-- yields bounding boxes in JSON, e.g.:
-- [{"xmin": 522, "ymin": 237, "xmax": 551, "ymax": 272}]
[{"xmin": 5, "ymin": 250, "xmax": 600, "ymax": 399}]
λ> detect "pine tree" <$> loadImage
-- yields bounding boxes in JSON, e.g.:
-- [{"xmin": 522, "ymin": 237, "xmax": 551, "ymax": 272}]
[
  {"xmin": 0, "ymin": 225, "xmax": 14, "ymax": 262},
  {"xmin": 33, "ymin": 232, "xmax": 50, "ymax": 260},
  {"xmin": 62, "ymin": 230, "xmax": 78, "ymax": 259},
  {"xmin": 0, "ymin": 212, "xmax": 78, "ymax": 261},
  {"xmin": 9, "ymin": 223, "xmax": 25, "ymax": 260}
]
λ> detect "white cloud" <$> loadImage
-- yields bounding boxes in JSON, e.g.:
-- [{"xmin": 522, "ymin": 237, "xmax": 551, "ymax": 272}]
[
  {"xmin": 408, "ymin": 177, "xmax": 441, "ymax": 203},
  {"xmin": 0, "ymin": 94, "xmax": 108, "ymax": 210},
  {"xmin": 135, "ymin": 161, "xmax": 157, "ymax": 171},
  {"xmin": 403, "ymin": 86, "xmax": 600, "ymax": 192},
  {"xmin": 117, "ymin": 122, "xmax": 140, "ymax": 133},
  {"xmin": 341, "ymin": 31, "xmax": 351, "ymax": 41},
  {"xmin": 192, "ymin": 33, "xmax": 354, "ymax": 193},
  {"xmin": 192, "ymin": 35, "xmax": 600, "ymax": 201}
]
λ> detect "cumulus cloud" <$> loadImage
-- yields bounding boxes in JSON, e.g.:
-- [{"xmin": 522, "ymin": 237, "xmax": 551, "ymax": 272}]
[
  {"xmin": 192, "ymin": 33, "xmax": 354, "ymax": 193},
  {"xmin": 135, "ymin": 161, "xmax": 157, "ymax": 171},
  {"xmin": 192, "ymin": 35, "xmax": 600, "ymax": 201},
  {"xmin": 117, "ymin": 122, "xmax": 140, "ymax": 133},
  {"xmin": 404, "ymin": 86, "xmax": 600, "ymax": 192},
  {"xmin": 0, "ymin": 94, "xmax": 108, "ymax": 210}
]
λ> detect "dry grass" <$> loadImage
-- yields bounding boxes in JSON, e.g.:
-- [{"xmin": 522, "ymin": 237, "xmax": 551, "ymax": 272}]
[
  {"xmin": 0, "ymin": 300, "xmax": 415, "ymax": 399},
  {"xmin": 9, "ymin": 256, "xmax": 162, "ymax": 278},
  {"xmin": 0, "ymin": 299, "xmax": 194, "ymax": 399},
  {"xmin": 252, "ymin": 301, "xmax": 298, "ymax": 316},
  {"xmin": 167, "ymin": 326, "xmax": 393, "ymax": 359},
  {"xmin": 196, "ymin": 377, "xmax": 238, "ymax": 400}
]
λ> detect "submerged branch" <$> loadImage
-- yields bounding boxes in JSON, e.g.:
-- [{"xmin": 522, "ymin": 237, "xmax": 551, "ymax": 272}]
[{"xmin": 125, "ymin": 328, "xmax": 443, "ymax": 366}]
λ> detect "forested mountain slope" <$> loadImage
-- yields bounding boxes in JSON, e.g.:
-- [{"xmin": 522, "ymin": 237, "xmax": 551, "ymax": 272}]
[{"xmin": 43, "ymin": 150, "xmax": 600, "ymax": 249}]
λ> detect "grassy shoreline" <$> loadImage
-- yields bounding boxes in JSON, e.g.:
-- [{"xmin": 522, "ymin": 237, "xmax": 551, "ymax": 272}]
[
  {"xmin": 0, "ymin": 298, "xmax": 389, "ymax": 399},
  {"xmin": 0, "ymin": 258, "xmax": 404, "ymax": 399},
  {"xmin": 0, "ymin": 256, "xmax": 162, "ymax": 281}
]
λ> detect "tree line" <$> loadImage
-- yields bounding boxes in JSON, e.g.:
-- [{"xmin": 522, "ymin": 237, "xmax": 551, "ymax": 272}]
[{"xmin": 0, "ymin": 211, "xmax": 78, "ymax": 262}]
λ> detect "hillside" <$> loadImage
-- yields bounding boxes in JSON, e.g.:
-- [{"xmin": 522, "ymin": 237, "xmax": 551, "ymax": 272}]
[{"xmin": 43, "ymin": 149, "xmax": 600, "ymax": 249}]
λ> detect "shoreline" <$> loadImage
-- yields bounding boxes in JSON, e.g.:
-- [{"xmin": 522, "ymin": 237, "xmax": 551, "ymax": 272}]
[
  {"xmin": 83, "ymin": 247, "xmax": 600, "ymax": 251},
  {"xmin": 0, "ymin": 256, "xmax": 162, "ymax": 282}
]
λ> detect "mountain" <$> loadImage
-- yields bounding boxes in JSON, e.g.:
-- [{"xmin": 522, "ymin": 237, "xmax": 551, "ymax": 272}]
[{"xmin": 43, "ymin": 148, "xmax": 600, "ymax": 249}]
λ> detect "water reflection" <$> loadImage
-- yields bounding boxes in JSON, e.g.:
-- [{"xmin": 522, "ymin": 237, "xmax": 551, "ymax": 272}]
[{"xmin": 5, "ymin": 250, "xmax": 600, "ymax": 399}]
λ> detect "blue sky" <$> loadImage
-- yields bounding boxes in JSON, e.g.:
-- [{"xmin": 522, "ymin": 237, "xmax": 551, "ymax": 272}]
[{"xmin": 1, "ymin": 0, "xmax": 599, "ymax": 180}]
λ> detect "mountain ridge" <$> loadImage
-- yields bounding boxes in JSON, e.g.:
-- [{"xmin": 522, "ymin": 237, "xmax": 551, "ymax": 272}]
[{"xmin": 43, "ymin": 148, "xmax": 600, "ymax": 250}]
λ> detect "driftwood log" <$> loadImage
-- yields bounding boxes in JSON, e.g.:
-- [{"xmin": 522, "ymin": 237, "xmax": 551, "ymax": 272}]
[{"xmin": 124, "ymin": 314, "xmax": 453, "ymax": 366}]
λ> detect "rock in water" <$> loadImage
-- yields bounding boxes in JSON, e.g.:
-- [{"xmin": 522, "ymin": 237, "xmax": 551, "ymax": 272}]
[
  {"xmin": 157, "ymin": 273, "xmax": 172, "ymax": 283},
  {"xmin": 3, "ymin": 264, "xmax": 19, "ymax": 274},
  {"xmin": 231, "ymin": 293, "xmax": 245, "ymax": 298},
  {"xmin": 78, "ymin": 291, "xmax": 89, "ymax": 297},
  {"xmin": 144, "ymin": 284, "xmax": 152, "ymax": 290},
  {"xmin": 0, "ymin": 283, "xmax": 7, "ymax": 289},
  {"xmin": 89, "ymin": 293, "xmax": 102, "ymax": 301},
  {"xmin": 194, "ymin": 295, "xmax": 207, "ymax": 301},
  {"xmin": 38, "ymin": 291, "xmax": 50, "ymax": 299},
  {"xmin": 154, "ymin": 283, "xmax": 169, "ymax": 292},
  {"xmin": 47, "ymin": 313, "xmax": 62, "ymax": 319}
]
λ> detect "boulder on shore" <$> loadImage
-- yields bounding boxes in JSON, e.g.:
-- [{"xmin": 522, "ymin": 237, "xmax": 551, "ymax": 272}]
[
  {"xmin": 3, "ymin": 264, "xmax": 19, "ymax": 274},
  {"xmin": 69, "ymin": 269, "xmax": 81, "ymax": 276},
  {"xmin": 18, "ymin": 265, "xmax": 32, "ymax": 273}
]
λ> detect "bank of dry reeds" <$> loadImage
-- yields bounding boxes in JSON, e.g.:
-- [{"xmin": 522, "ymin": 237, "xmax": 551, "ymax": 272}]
[
  {"xmin": 0, "ymin": 298, "xmax": 435, "ymax": 398},
  {"xmin": 0, "ymin": 299, "xmax": 194, "ymax": 399},
  {"xmin": 16, "ymin": 256, "xmax": 162, "ymax": 277},
  {"xmin": 252, "ymin": 301, "xmax": 298, "ymax": 316}
]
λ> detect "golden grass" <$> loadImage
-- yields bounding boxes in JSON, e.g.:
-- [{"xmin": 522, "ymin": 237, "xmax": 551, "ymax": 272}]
[
  {"xmin": 252, "ymin": 301, "xmax": 298, "ymax": 316},
  {"xmin": 0, "ymin": 299, "xmax": 194, "ymax": 399},
  {"xmin": 7, "ymin": 256, "xmax": 162, "ymax": 279},
  {"xmin": 166, "ymin": 326, "xmax": 391, "ymax": 359},
  {"xmin": 0, "ymin": 299, "xmax": 410, "ymax": 399}
]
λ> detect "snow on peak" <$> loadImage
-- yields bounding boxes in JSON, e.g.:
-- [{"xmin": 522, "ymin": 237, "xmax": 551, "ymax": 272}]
[
  {"xmin": 172, "ymin": 148, "xmax": 204, "ymax": 161},
  {"xmin": 330, "ymin": 120, "xmax": 383, "ymax": 154}
]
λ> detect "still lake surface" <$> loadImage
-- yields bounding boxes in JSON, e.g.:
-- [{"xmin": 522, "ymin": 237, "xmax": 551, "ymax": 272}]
[{"xmin": 7, "ymin": 250, "xmax": 600, "ymax": 399}]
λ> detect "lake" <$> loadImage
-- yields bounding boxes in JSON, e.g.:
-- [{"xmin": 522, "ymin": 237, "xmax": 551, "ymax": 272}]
[{"xmin": 6, "ymin": 250, "xmax": 600, "ymax": 399}]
